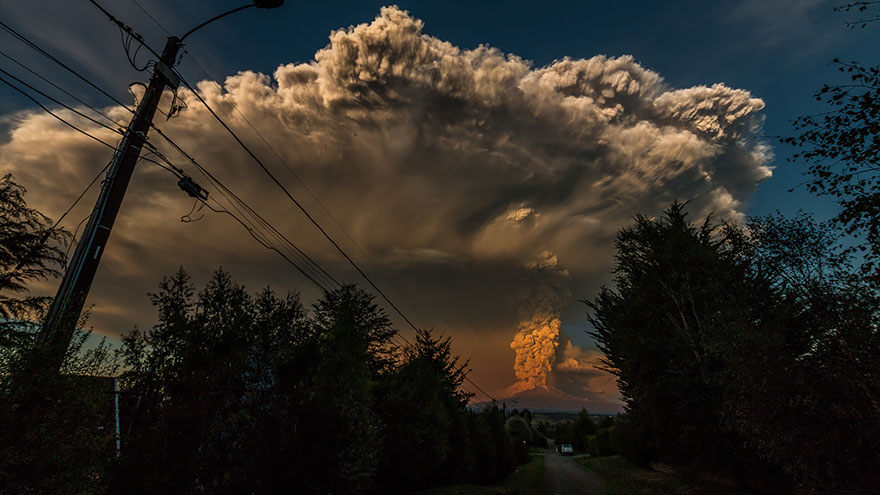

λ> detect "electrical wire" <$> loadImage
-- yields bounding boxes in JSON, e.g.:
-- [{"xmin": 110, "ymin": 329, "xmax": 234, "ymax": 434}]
[
  {"xmin": 184, "ymin": 51, "xmax": 430, "ymax": 324},
  {"xmin": 173, "ymin": 74, "xmax": 497, "ymax": 402},
  {"xmin": 0, "ymin": 73, "xmax": 119, "ymax": 151},
  {"xmin": 201, "ymin": 198, "xmax": 332, "ymax": 293},
  {"xmin": 0, "ymin": 9, "xmax": 330, "ymax": 291},
  {"xmin": 144, "ymin": 133, "xmax": 341, "ymax": 291},
  {"xmin": 51, "ymin": 0, "xmax": 337, "ymax": 294},
  {"xmin": 130, "ymin": 0, "xmax": 171, "ymax": 36},
  {"xmin": 140, "ymin": 138, "xmax": 340, "ymax": 291},
  {"xmin": 74, "ymin": 1, "xmax": 339, "ymax": 296},
  {"xmin": 179, "ymin": 53, "xmax": 500, "ymax": 403},
  {"xmin": 0, "ymin": 19, "xmax": 135, "ymax": 114},
  {"xmin": 139, "ymin": 153, "xmax": 182, "ymax": 177},
  {"xmin": 120, "ymin": 27, "xmax": 152, "ymax": 72},
  {"xmin": 0, "ymin": 66, "xmax": 124, "ymax": 137},
  {"xmin": 0, "ymin": 48, "xmax": 123, "ymax": 128},
  {"xmin": 13, "ymin": 151, "xmax": 117, "ymax": 274},
  {"xmin": 78, "ymin": 0, "xmax": 499, "ymax": 403},
  {"xmin": 138, "ymin": 148, "xmax": 337, "ymax": 293},
  {"xmin": 86, "ymin": 0, "xmax": 163, "ymax": 61},
  {"xmin": 177, "ymin": 77, "xmax": 418, "ymax": 326},
  {"xmin": 196, "ymin": 170, "xmax": 342, "ymax": 292}
]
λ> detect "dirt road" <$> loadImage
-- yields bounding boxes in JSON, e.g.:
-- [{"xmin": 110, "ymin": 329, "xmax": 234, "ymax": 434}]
[{"xmin": 543, "ymin": 449, "xmax": 606, "ymax": 495}]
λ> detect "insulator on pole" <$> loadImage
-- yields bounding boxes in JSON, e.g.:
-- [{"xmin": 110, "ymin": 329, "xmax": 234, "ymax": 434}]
[{"xmin": 177, "ymin": 175, "xmax": 208, "ymax": 200}]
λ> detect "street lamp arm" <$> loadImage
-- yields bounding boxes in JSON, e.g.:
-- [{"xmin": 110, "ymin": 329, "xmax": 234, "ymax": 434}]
[{"xmin": 180, "ymin": 4, "xmax": 255, "ymax": 42}]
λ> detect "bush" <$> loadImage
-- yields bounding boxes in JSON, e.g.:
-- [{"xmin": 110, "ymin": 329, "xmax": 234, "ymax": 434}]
[
  {"xmin": 607, "ymin": 414, "xmax": 652, "ymax": 465},
  {"xmin": 596, "ymin": 428, "xmax": 613, "ymax": 456},
  {"xmin": 587, "ymin": 435, "xmax": 599, "ymax": 457}
]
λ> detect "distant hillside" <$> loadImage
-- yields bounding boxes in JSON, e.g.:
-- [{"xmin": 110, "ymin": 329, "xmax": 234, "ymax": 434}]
[{"xmin": 473, "ymin": 386, "xmax": 621, "ymax": 413}]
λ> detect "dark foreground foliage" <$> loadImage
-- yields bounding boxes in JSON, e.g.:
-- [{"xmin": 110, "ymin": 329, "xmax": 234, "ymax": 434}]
[
  {"xmin": 0, "ymin": 174, "xmax": 119, "ymax": 494},
  {"xmin": 2, "ymin": 269, "xmax": 521, "ymax": 494},
  {"xmin": 109, "ymin": 269, "xmax": 522, "ymax": 494},
  {"xmin": 587, "ymin": 203, "xmax": 880, "ymax": 493},
  {"xmin": 0, "ymin": 171, "xmax": 522, "ymax": 494}
]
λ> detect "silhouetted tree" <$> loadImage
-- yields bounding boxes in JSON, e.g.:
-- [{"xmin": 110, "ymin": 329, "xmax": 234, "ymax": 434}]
[
  {"xmin": 376, "ymin": 329, "xmax": 473, "ymax": 490},
  {"xmin": 113, "ymin": 268, "xmax": 314, "ymax": 494},
  {"xmin": 0, "ymin": 174, "xmax": 117, "ymax": 494},
  {"xmin": 469, "ymin": 405, "xmax": 515, "ymax": 484},
  {"xmin": 784, "ymin": 3, "xmax": 880, "ymax": 281},
  {"xmin": 0, "ymin": 174, "xmax": 69, "ymax": 350},
  {"xmin": 587, "ymin": 202, "xmax": 766, "ymax": 468},
  {"xmin": 732, "ymin": 213, "xmax": 880, "ymax": 491},
  {"xmin": 589, "ymin": 203, "xmax": 880, "ymax": 491},
  {"xmin": 307, "ymin": 284, "xmax": 396, "ymax": 493},
  {"xmin": 73, "ymin": 266, "xmax": 519, "ymax": 493}
]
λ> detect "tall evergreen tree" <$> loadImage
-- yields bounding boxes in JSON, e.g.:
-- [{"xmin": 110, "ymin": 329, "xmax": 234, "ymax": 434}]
[{"xmin": 586, "ymin": 202, "xmax": 791, "ymax": 470}]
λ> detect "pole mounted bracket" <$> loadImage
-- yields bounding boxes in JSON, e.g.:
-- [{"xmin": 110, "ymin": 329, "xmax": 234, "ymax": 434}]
[{"xmin": 156, "ymin": 61, "xmax": 180, "ymax": 89}]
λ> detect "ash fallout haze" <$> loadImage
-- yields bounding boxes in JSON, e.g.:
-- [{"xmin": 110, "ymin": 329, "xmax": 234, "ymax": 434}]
[{"xmin": 0, "ymin": 0, "xmax": 872, "ymax": 407}]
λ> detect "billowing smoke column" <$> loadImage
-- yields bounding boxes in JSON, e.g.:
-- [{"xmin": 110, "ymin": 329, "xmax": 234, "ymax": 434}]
[
  {"xmin": 509, "ymin": 251, "xmax": 572, "ymax": 394},
  {"xmin": 0, "ymin": 6, "xmax": 773, "ymax": 397}
]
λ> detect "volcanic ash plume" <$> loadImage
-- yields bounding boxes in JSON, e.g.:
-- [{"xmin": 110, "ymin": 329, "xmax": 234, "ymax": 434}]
[
  {"xmin": 509, "ymin": 251, "xmax": 571, "ymax": 394},
  {"xmin": 0, "ymin": 5, "xmax": 772, "ymax": 345}
]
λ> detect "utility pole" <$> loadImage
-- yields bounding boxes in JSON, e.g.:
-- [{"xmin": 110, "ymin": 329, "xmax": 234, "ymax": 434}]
[
  {"xmin": 36, "ymin": 36, "xmax": 182, "ymax": 369},
  {"xmin": 36, "ymin": 0, "xmax": 285, "ymax": 372}
]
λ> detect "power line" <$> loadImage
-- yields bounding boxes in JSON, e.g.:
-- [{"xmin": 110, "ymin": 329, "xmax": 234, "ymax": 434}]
[
  {"xmin": 139, "ymin": 153, "xmax": 337, "ymax": 293},
  {"xmin": 119, "ymin": 26, "xmax": 153, "ymax": 73},
  {"xmin": 139, "ymin": 140, "xmax": 485, "ymax": 399},
  {"xmin": 203, "ymin": 191, "xmax": 340, "ymax": 293},
  {"xmin": 11, "ymin": 46, "xmax": 345, "ymax": 294},
  {"xmin": 201, "ymin": 197, "xmax": 333, "ymax": 293},
  {"xmin": 173, "ymin": 73, "xmax": 497, "ymax": 403},
  {"xmin": 143, "ymin": 132, "xmax": 342, "ymax": 291},
  {"xmin": 0, "ymin": 48, "xmax": 123, "ymax": 128},
  {"xmin": 140, "ymin": 134, "xmax": 341, "ymax": 292},
  {"xmin": 0, "ymin": 73, "xmax": 119, "ymax": 151},
  {"xmin": 0, "ymin": 66, "xmax": 124, "ymax": 137},
  {"xmin": 13, "ymin": 159, "xmax": 114, "ymax": 275},
  {"xmin": 138, "ymin": 153, "xmax": 182, "ymax": 178},
  {"xmin": 176, "ymin": 76, "xmax": 420, "ymax": 327},
  {"xmin": 0, "ymin": 19, "xmax": 135, "ymax": 114},
  {"xmin": 72, "ymin": 1, "xmax": 371, "ymax": 306},
  {"xmin": 138, "ymin": 149, "xmax": 333, "ymax": 292},
  {"xmin": 55, "ymin": 3, "xmax": 499, "ymax": 403},
  {"xmin": 183, "ymin": 51, "xmax": 431, "ymax": 325},
  {"xmin": 180, "ymin": 54, "xmax": 497, "ymax": 404},
  {"xmin": 86, "ymin": 0, "xmax": 163, "ymax": 62},
  {"xmin": 130, "ymin": 0, "xmax": 171, "ymax": 36}
]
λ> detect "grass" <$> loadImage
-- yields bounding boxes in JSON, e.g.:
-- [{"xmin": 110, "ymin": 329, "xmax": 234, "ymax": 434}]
[
  {"xmin": 503, "ymin": 453, "xmax": 545, "ymax": 494},
  {"xmin": 416, "ymin": 454, "xmax": 545, "ymax": 495},
  {"xmin": 576, "ymin": 455, "xmax": 742, "ymax": 495}
]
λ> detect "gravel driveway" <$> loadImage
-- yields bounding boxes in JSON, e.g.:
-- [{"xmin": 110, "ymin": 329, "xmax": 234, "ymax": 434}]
[{"xmin": 543, "ymin": 449, "xmax": 606, "ymax": 495}]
